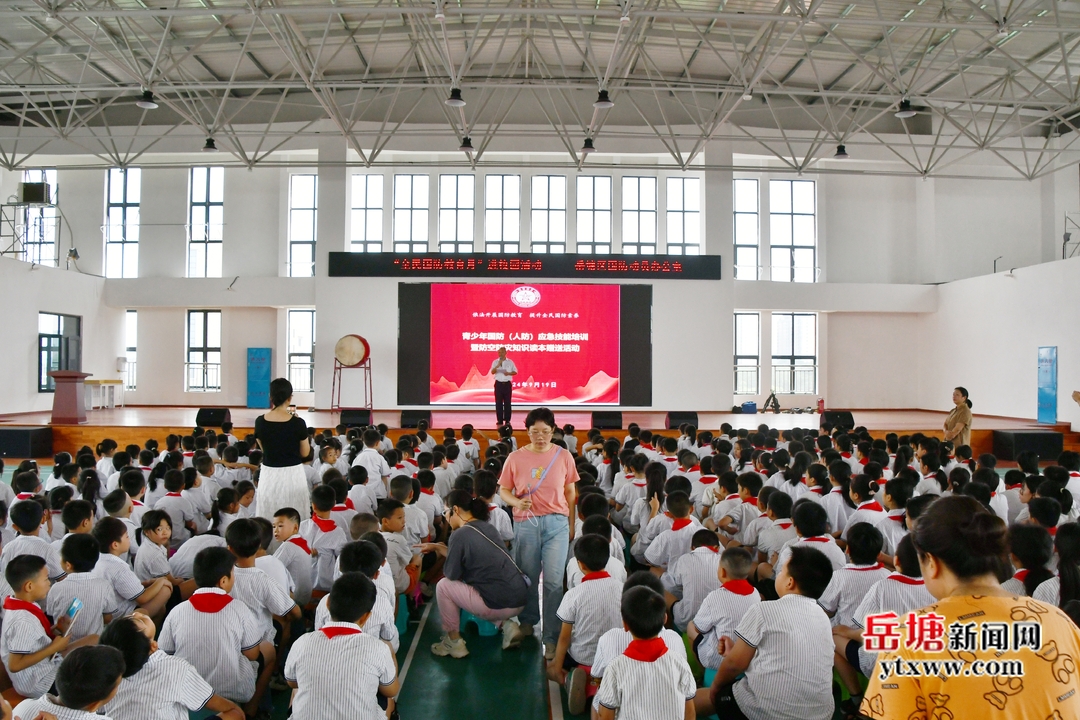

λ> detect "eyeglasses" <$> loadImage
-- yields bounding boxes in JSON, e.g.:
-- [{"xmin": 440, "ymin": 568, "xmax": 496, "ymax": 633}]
[{"xmin": 528, "ymin": 428, "xmax": 553, "ymax": 437}]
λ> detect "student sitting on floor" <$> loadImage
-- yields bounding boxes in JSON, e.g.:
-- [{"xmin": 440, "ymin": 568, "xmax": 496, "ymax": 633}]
[
  {"xmin": 764, "ymin": 500, "xmax": 847, "ymax": 583},
  {"xmin": 134, "ymin": 510, "xmax": 183, "ymax": 589},
  {"xmin": 313, "ymin": 540, "xmax": 400, "ymax": 652},
  {"xmin": 377, "ymin": 498, "xmax": 417, "ymax": 595},
  {"xmin": 151, "ymin": 470, "xmax": 196, "ymax": 548},
  {"xmin": 473, "ymin": 469, "xmax": 513, "ymax": 544},
  {"xmin": 665, "ymin": 529, "xmax": 723, "ymax": 633},
  {"xmin": 50, "ymin": 497, "xmax": 95, "ymax": 552},
  {"xmin": 302, "ymin": 485, "xmax": 349, "ymax": 593},
  {"xmin": 100, "ymin": 612, "xmax": 245, "ymax": 720},
  {"xmin": 46, "ymin": 534, "xmax": 118, "ymax": 642},
  {"xmin": 816, "ymin": 521, "xmax": 890, "ymax": 631},
  {"xmin": 1001, "ymin": 523, "xmax": 1054, "ymax": 596},
  {"xmin": 567, "ymin": 516, "xmax": 627, "ymax": 590},
  {"xmin": 285, "ymin": 572, "xmax": 401, "ymax": 720},
  {"xmin": 1027, "ymin": 497, "xmax": 1063, "ymax": 534},
  {"xmin": 754, "ymin": 491, "xmax": 797, "ymax": 563},
  {"xmin": 1, "ymin": 499, "xmax": 66, "ymax": 583},
  {"xmin": 90, "ymin": 517, "xmax": 172, "ymax": 629},
  {"xmin": 686, "ymin": 547, "xmax": 760, "ymax": 671},
  {"xmin": 549, "ymin": 534, "xmax": 624, "ymax": 716},
  {"xmin": 12, "ymin": 645, "xmax": 126, "ymax": 720},
  {"xmin": 644, "ymin": 491, "xmax": 701, "ymax": 572},
  {"xmin": 225, "ymin": 519, "xmax": 301, "ymax": 644},
  {"xmin": 714, "ymin": 472, "xmax": 764, "ymax": 547},
  {"xmin": 595, "ymin": 585, "xmax": 696, "ymax": 720},
  {"xmin": 272, "ymin": 507, "xmax": 313, "ymax": 607}
]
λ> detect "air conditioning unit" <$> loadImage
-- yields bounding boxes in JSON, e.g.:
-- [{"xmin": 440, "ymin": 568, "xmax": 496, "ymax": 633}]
[{"xmin": 17, "ymin": 182, "xmax": 49, "ymax": 204}]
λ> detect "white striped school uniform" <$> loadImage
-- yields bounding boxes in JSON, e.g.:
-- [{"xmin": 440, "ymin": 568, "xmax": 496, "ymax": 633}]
[
  {"xmin": 590, "ymin": 627, "xmax": 686, "ymax": 687},
  {"xmin": 0, "ymin": 534, "xmax": 66, "ymax": 582},
  {"xmin": 756, "ymin": 518, "xmax": 797, "ymax": 561},
  {"xmin": 680, "ymin": 467, "xmax": 702, "ymax": 487},
  {"xmin": 740, "ymin": 512, "xmax": 772, "ymax": 551},
  {"xmin": 134, "ymin": 540, "xmax": 171, "ymax": 582},
  {"xmin": 1004, "ymin": 483, "xmax": 1024, "ymax": 524},
  {"xmin": 989, "ymin": 490, "xmax": 1009, "ymax": 522},
  {"xmin": 402, "ymin": 504, "xmax": 429, "ymax": 546},
  {"xmin": 182, "ymin": 487, "xmax": 212, "ymax": 535},
  {"xmin": 725, "ymin": 500, "xmax": 764, "ymax": 546},
  {"xmin": 690, "ymin": 476, "xmax": 720, "ymax": 516},
  {"xmin": 816, "ymin": 563, "xmax": 891, "ymax": 628},
  {"xmin": 691, "ymin": 580, "xmax": 761, "ymax": 670},
  {"xmin": 644, "ymin": 518, "xmax": 702, "ymax": 569},
  {"xmin": 664, "ymin": 546, "xmax": 722, "ymax": 631},
  {"xmin": 626, "ymin": 497, "xmax": 655, "ymax": 538},
  {"xmin": 764, "ymin": 471, "xmax": 785, "ymax": 490},
  {"xmin": 0, "ymin": 603, "xmax": 62, "ymax": 696},
  {"xmin": 352, "ymin": 448, "xmax": 391, "ymax": 490},
  {"xmin": 660, "ymin": 456, "xmax": 681, "ymax": 478},
  {"xmin": 274, "ymin": 535, "xmax": 314, "ymax": 607},
  {"xmin": 230, "ymin": 565, "xmax": 298, "ymax": 643},
  {"xmin": 300, "ymin": 518, "xmax": 348, "ymax": 592},
  {"xmin": 566, "ymin": 555, "xmax": 626, "ymax": 590},
  {"xmin": 431, "ymin": 467, "xmax": 455, "ymax": 499},
  {"xmin": 595, "ymin": 641, "xmax": 696, "ymax": 720},
  {"xmin": 103, "ymin": 649, "xmax": 215, "ymax": 720},
  {"xmin": 153, "ymin": 493, "xmax": 196, "ymax": 545},
  {"xmin": 1001, "ymin": 569, "xmax": 1031, "ymax": 597},
  {"xmin": 284, "ymin": 621, "xmax": 397, "ymax": 720},
  {"xmin": 913, "ymin": 474, "xmax": 943, "ymax": 497},
  {"xmin": 776, "ymin": 479, "xmax": 809, "ymax": 503},
  {"xmin": 45, "ymin": 572, "xmax": 118, "ymax": 640},
  {"xmin": 96, "ymin": 456, "xmax": 115, "ymax": 478},
  {"xmin": 874, "ymin": 509, "xmax": 908, "ymax": 557},
  {"xmin": 92, "ymin": 552, "xmax": 145, "ymax": 616},
  {"xmin": 314, "ymin": 590, "xmax": 400, "ymax": 652},
  {"xmin": 215, "ymin": 511, "xmax": 239, "ymax": 537},
  {"xmin": 159, "ymin": 588, "xmax": 263, "ymax": 703},
  {"xmin": 630, "ymin": 512, "xmax": 674, "ymax": 564},
  {"xmin": 776, "ymin": 535, "xmax": 847, "ymax": 572},
  {"xmin": 415, "ymin": 490, "xmax": 444, "ymax": 529},
  {"xmin": 841, "ymin": 500, "xmax": 888, "ymax": 541},
  {"xmin": 614, "ymin": 480, "xmax": 647, "ymax": 512},
  {"xmin": 730, "ymin": 593, "xmax": 835, "ymax": 720},
  {"xmin": 456, "ymin": 439, "xmax": 480, "ymax": 467},
  {"xmin": 14, "ymin": 695, "xmax": 103, "ymax": 720},
  {"xmin": 1033, "ymin": 576, "xmax": 1060, "ymax": 605},
  {"xmin": 710, "ymin": 493, "xmax": 742, "ymax": 528},
  {"xmin": 347, "ymin": 484, "xmax": 378, "ymax": 517},
  {"xmin": 168, "ymin": 534, "xmax": 227, "ymax": 579},
  {"xmin": 820, "ymin": 487, "xmax": 850, "ymax": 536},
  {"xmin": 118, "ymin": 517, "xmax": 141, "ymax": 560},
  {"xmin": 486, "ymin": 503, "xmax": 514, "ymax": 543},
  {"xmin": 555, "ymin": 573, "xmax": 624, "ymax": 665},
  {"xmin": 331, "ymin": 504, "xmax": 359, "ymax": 538},
  {"xmin": 851, "ymin": 574, "xmax": 936, "ymax": 678},
  {"xmin": 255, "ymin": 555, "xmax": 294, "ymax": 596}
]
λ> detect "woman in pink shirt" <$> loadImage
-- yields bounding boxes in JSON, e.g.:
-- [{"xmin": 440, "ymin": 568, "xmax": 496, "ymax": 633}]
[{"xmin": 498, "ymin": 407, "xmax": 580, "ymax": 659}]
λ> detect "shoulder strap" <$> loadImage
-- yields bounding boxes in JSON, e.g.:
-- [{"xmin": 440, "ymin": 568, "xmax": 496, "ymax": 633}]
[
  {"xmin": 464, "ymin": 522, "xmax": 523, "ymax": 574},
  {"xmin": 522, "ymin": 447, "xmax": 563, "ymax": 497}
]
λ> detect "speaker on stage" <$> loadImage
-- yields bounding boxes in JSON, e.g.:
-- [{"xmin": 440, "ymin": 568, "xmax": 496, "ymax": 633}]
[
  {"xmin": 592, "ymin": 411, "xmax": 623, "ymax": 430},
  {"xmin": 401, "ymin": 410, "xmax": 432, "ymax": 429},
  {"xmin": 340, "ymin": 409, "xmax": 372, "ymax": 428},
  {"xmin": 195, "ymin": 408, "xmax": 232, "ymax": 427},
  {"xmin": 0, "ymin": 427, "xmax": 52, "ymax": 457},
  {"xmin": 665, "ymin": 412, "xmax": 698, "ymax": 429},
  {"xmin": 820, "ymin": 411, "xmax": 854, "ymax": 430}
]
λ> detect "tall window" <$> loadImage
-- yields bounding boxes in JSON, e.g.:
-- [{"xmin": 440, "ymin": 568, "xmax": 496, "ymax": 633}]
[
  {"xmin": 393, "ymin": 174, "xmax": 429, "ymax": 252},
  {"xmin": 576, "ymin": 176, "xmax": 612, "ymax": 254},
  {"xmin": 38, "ymin": 312, "xmax": 80, "ymax": 393},
  {"xmin": 666, "ymin": 177, "xmax": 700, "ymax": 255},
  {"xmin": 531, "ymin": 175, "xmax": 566, "ymax": 253},
  {"xmin": 105, "ymin": 168, "xmax": 141, "ymax": 278},
  {"xmin": 186, "ymin": 310, "xmax": 221, "ymax": 392},
  {"xmin": 621, "ymin": 176, "xmax": 656, "ymax": 254},
  {"xmin": 188, "ymin": 166, "xmax": 224, "ymax": 278},
  {"xmin": 439, "ymin": 174, "xmax": 474, "ymax": 253},
  {"xmin": 733, "ymin": 178, "xmax": 759, "ymax": 279},
  {"xmin": 21, "ymin": 169, "xmax": 59, "ymax": 266},
  {"xmin": 772, "ymin": 312, "xmax": 817, "ymax": 394},
  {"xmin": 124, "ymin": 310, "xmax": 137, "ymax": 391},
  {"xmin": 733, "ymin": 313, "xmax": 760, "ymax": 395},
  {"xmin": 288, "ymin": 174, "xmax": 317, "ymax": 277},
  {"xmin": 350, "ymin": 174, "xmax": 383, "ymax": 252},
  {"xmin": 287, "ymin": 309, "xmax": 315, "ymax": 393},
  {"xmin": 484, "ymin": 175, "xmax": 520, "ymax": 253},
  {"xmin": 770, "ymin": 179, "xmax": 816, "ymax": 283}
]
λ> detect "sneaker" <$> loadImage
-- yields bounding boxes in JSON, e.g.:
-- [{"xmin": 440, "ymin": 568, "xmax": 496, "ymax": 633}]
[
  {"xmin": 431, "ymin": 635, "xmax": 469, "ymax": 658},
  {"xmin": 268, "ymin": 672, "xmax": 289, "ymax": 692},
  {"xmin": 544, "ymin": 642, "xmax": 557, "ymax": 661},
  {"xmin": 501, "ymin": 619, "xmax": 524, "ymax": 650},
  {"xmin": 518, "ymin": 623, "xmax": 534, "ymax": 637},
  {"xmin": 566, "ymin": 668, "xmax": 587, "ymax": 715}
]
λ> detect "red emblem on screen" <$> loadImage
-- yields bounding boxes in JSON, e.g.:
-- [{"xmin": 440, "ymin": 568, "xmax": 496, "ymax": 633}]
[{"xmin": 510, "ymin": 286, "xmax": 542, "ymax": 308}]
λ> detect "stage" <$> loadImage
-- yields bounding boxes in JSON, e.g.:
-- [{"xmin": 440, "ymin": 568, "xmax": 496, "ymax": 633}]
[{"xmin": 0, "ymin": 406, "xmax": 1073, "ymax": 460}]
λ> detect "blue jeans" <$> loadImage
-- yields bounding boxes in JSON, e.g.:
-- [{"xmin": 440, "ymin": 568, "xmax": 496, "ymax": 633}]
[{"xmin": 513, "ymin": 513, "xmax": 570, "ymax": 645}]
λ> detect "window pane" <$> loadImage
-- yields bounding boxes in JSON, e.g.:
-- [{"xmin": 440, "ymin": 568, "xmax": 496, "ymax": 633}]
[
  {"xmin": 771, "ymin": 215, "xmax": 792, "ymax": 246},
  {"xmin": 207, "ymin": 312, "xmax": 221, "ymax": 346},
  {"xmin": 793, "ymin": 215, "xmax": 815, "ymax": 246},
  {"xmin": 486, "ymin": 175, "xmax": 502, "ymax": 207},
  {"xmin": 793, "ymin": 314, "xmax": 816, "ymax": 355},
  {"xmin": 395, "ymin": 176, "xmax": 411, "ymax": 208},
  {"xmin": 734, "ymin": 214, "xmax": 758, "ymax": 244},
  {"xmin": 683, "ymin": 178, "xmax": 700, "ymax": 212},
  {"xmin": 126, "ymin": 169, "xmax": 141, "ymax": 203},
  {"xmin": 550, "ymin": 177, "xmax": 566, "ymax": 209},
  {"xmin": 291, "ymin": 210, "xmax": 315, "ymax": 241},
  {"xmin": 368, "ymin": 175, "xmax": 383, "ymax": 206},
  {"xmin": 596, "ymin": 178, "xmax": 611, "ymax": 208},
  {"xmin": 578, "ymin": 178, "xmax": 592, "ymax": 209},
  {"xmin": 792, "ymin": 181, "xmax": 815, "ymax": 214},
  {"xmin": 734, "ymin": 314, "xmax": 759, "ymax": 355},
  {"xmin": 770, "ymin": 180, "xmax": 791, "ymax": 213},
  {"xmin": 191, "ymin": 168, "xmax": 207, "ymax": 203},
  {"xmin": 771, "ymin": 248, "xmax": 790, "ymax": 282},
  {"xmin": 667, "ymin": 178, "xmax": 683, "ymax": 211},
  {"xmin": 292, "ymin": 175, "xmax": 316, "ymax": 208},
  {"xmin": 623, "ymin": 178, "xmax": 639, "ymax": 210},
  {"xmin": 209, "ymin": 167, "xmax": 224, "ymax": 202},
  {"xmin": 734, "ymin": 179, "xmax": 757, "ymax": 213}
]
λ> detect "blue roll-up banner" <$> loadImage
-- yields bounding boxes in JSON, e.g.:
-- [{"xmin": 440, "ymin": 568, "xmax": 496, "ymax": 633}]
[
  {"xmin": 1037, "ymin": 346, "xmax": 1057, "ymax": 425},
  {"xmin": 247, "ymin": 348, "xmax": 272, "ymax": 408}
]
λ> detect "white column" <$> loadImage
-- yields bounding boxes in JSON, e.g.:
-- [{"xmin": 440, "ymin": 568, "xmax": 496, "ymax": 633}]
[
  {"xmin": 704, "ymin": 141, "xmax": 735, "ymax": 405},
  {"xmin": 315, "ymin": 137, "xmax": 347, "ymax": 275}
]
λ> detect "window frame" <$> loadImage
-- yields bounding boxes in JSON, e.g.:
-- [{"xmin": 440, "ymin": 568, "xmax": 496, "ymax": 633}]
[
  {"xmin": 288, "ymin": 173, "xmax": 318, "ymax": 277},
  {"xmin": 187, "ymin": 166, "xmax": 224, "ymax": 278},
  {"xmin": 733, "ymin": 177, "xmax": 760, "ymax": 280},
  {"xmin": 104, "ymin": 167, "xmax": 141, "ymax": 278},
  {"xmin": 125, "ymin": 309, "xmax": 137, "ymax": 391},
  {"xmin": 350, "ymin": 173, "xmax": 384, "ymax": 253},
  {"xmin": 438, "ymin": 174, "xmax": 475, "ymax": 253},
  {"xmin": 771, "ymin": 311, "xmax": 818, "ymax": 394},
  {"xmin": 530, "ymin": 175, "xmax": 567, "ymax": 254},
  {"xmin": 287, "ymin": 309, "xmax": 316, "ymax": 393},
  {"xmin": 620, "ymin": 176, "xmax": 657, "ymax": 255},
  {"xmin": 575, "ymin": 176, "xmax": 612, "ymax": 254},
  {"xmin": 769, "ymin": 179, "xmax": 817, "ymax": 283},
  {"xmin": 665, "ymin": 176, "xmax": 701, "ymax": 256},
  {"xmin": 186, "ymin": 309, "xmax": 222, "ymax": 392},
  {"xmin": 393, "ymin": 174, "xmax": 429, "ymax": 253},
  {"xmin": 37, "ymin": 312, "xmax": 81, "ymax": 393},
  {"xmin": 733, "ymin": 312, "xmax": 760, "ymax": 396},
  {"xmin": 484, "ymin": 174, "xmax": 520, "ymax": 253}
]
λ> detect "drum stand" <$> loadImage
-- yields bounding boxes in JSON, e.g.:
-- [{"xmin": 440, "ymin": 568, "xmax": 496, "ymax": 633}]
[{"xmin": 330, "ymin": 357, "xmax": 372, "ymax": 412}]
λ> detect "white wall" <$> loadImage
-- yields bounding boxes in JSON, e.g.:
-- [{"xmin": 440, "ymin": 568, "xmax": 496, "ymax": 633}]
[{"xmin": 826, "ymin": 313, "xmax": 922, "ymax": 408}]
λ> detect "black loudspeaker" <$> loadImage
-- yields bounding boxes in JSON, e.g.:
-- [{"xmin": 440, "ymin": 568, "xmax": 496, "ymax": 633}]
[
  {"xmin": 993, "ymin": 430, "xmax": 1064, "ymax": 461},
  {"xmin": 592, "ymin": 411, "xmax": 623, "ymax": 430},
  {"xmin": 339, "ymin": 409, "xmax": 372, "ymax": 427},
  {"xmin": 0, "ymin": 427, "xmax": 52, "ymax": 457},
  {"xmin": 665, "ymin": 412, "xmax": 699, "ymax": 429},
  {"xmin": 195, "ymin": 408, "xmax": 232, "ymax": 427},
  {"xmin": 400, "ymin": 410, "xmax": 432, "ymax": 429},
  {"xmin": 820, "ymin": 411, "xmax": 854, "ymax": 430}
]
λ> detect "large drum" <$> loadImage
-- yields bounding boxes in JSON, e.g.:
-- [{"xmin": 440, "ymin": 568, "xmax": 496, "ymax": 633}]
[{"xmin": 334, "ymin": 334, "xmax": 371, "ymax": 367}]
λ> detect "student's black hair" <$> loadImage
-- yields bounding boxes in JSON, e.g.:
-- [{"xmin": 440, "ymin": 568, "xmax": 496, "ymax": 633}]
[
  {"xmin": 581, "ymin": 515, "xmax": 612, "ymax": 542},
  {"xmin": 55, "ymin": 645, "xmax": 126, "ymax": 710},
  {"xmin": 99, "ymin": 616, "xmax": 152, "ymax": 678},
  {"xmin": 1007, "ymin": 524, "xmax": 1055, "ymax": 596},
  {"xmin": 827, "ymin": 460, "xmax": 855, "ymax": 509},
  {"xmin": 767, "ymin": 491, "xmax": 793, "ymax": 519},
  {"xmin": 210, "ymin": 487, "xmax": 240, "ymax": 531},
  {"xmin": 784, "ymin": 451, "xmax": 813, "ymax": 487},
  {"xmin": 665, "ymin": 490, "xmax": 692, "ymax": 518},
  {"xmin": 962, "ymin": 481, "xmax": 993, "ymax": 510},
  {"xmin": 1056, "ymin": 523, "xmax": 1080, "ymax": 609},
  {"xmin": 720, "ymin": 546, "xmax": 753, "ymax": 578},
  {"xmin": 471, "ymin": 469, "xmax": 498, "ymax": 501},
  {"xmin": 102, "ymin": 489, "xmax": 129, "ymax": 516},
  {"xmin": 326, "ymin": 478, "xmax": 349, "ymax": 505},
  {"xmin": 193, "ymin": 546, "xmax": 236, "ymax": 588},
  {"xmin": 784, "ymin": 546, "xmax": 833, "ymax": 599},
  {"xmin": 904, "ymin": 495, "xmax": 936, "ymax": 527},
  {"xmin": 1036, "ymin": 479, "xmax": 1074, "ymax": 517},
  {"xmin": 756, "ymin": 486, "xmax": 777, "ymax": 511},
  {"xmin": 329, "ymin": 572, "xmax": 377, "ymax": 624},
  {"xmin": 573, "ymin": 534, "xmax": 610, "ymax": 573},
  {"xmin": 791, "ymin": 500, "xmax": 829, "ymax": 538},
  {"xmin": 376, "ymin": 498, "xmax": 405, "ymax": 521},
  {"xmin": 736, "ymin": 472, "xmax": 763, "ymax": 497},
  {"xmin": 691, "ymin": 528, "xmax": 720, "ymax": 550},
  {"xmin": 717, "ymin": 471, "xmax": 740, "ymax": 495},
  {"xmin": 389, "ymin": 475, "xmax": 414, "ymax": 504},
  {"xmin": 224, "ymin": 518, "xmax": 262, "ymax": 559},
  {"xmin": 357, "ymin": 531, "xmax": 388, "ymax": 563},
  {"xmin": 578, "ymin": 492, "xmax": 609, "ymax": 521},
  {"xmin": 445, "ymin": 489, "xmax": 490, "ymax": 522},
  {"xmin": 311, "ymin": 484, "xmax": 336, "ymax": 513},
  {"xmin": 5, "ymin": 554, "xmax": 47, "ymax": 590},
  {"xmin": 622, "ymin": 571, "xmax": 664, "ymax": 598},
  {"xmin": 911, "ymin": 495, "xmax": 1007, "ymax": 580},
  {"xmin": 892, "ymin": 534, "xmax": 921, "ymax": 577},
  {"xmin": 160, "ymin": 469, "xmax": 183, "ymax": 494},
  {"xmin": 140, "ymin": 509, "xmax": 172, "ymax": 535},
  {"xmin": 340, "ymin": 540, "xmax": 383, "ymax": 577},
  {"xmin": 849, "ymin": 475, "xmax": 879, "ymax": 503},
  {"xmin": 13, "ymin": 471, "xmax": 39, "ymax": 494},
  {"xmin": 621, "ymin": 586, "xmax": 666, "ymax": 639},
  {"xmin": 845, "ymin": 522, "xmax": 884, "ymax": 565},
  {"xmin": 60, "ymin": 499, "xmax": 95, "ymax": 531},
  {"xmin": 273, "ymin": 507, "xmax": 302, "ymax": 527},
  {"xmin": 10, "ymin": 499, "xmax": 43, "ymax": 534},
  {"xmin": 1029, "ymin": 497, "xmax": 1062, "ymax": 529},
  {"xmin": 61, "ymin": 533, "xmax": 101, "ymax": 573},
  {"xmin": 49, "ymin": 486, "xmax": 74, "ymax": 514},
  {"xmin": 91, "ymin": 516, "xmax": 128, "ymax": 552}
]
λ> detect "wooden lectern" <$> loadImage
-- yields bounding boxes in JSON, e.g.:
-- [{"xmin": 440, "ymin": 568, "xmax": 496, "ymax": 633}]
[{"xmin": 48, "ymin": 371, "xmax": 91, "ymax": 424}]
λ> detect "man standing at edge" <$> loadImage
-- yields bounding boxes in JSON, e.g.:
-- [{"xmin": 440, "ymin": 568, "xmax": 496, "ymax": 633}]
[{"xmin": 490, "ymin": 347, "xmax": 518, "ymax": 425}]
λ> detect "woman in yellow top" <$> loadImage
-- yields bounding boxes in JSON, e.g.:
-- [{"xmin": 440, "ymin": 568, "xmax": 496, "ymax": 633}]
[
  {"xmin": 860, "ymin": 495, "xmax": 1080, "ymax": 720},
  {"xmin": 943, "ymin": 386, "xmax": 973, "ymax": 447}
]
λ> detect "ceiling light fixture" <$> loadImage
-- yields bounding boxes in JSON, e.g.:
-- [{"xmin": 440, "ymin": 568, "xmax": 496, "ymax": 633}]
[
  {"xmin": 834, "ymin": 144, "xmax": 849, "ymax": 159},
  {"xmin": 135, "ymin": 90, "xmax": 158, "ymax": 110},
  {"xmin": 459, "ymin": 136, "xmax": 474, "ymax": 153},
  {"xmin": 997, "ymin": 20, "xmax": 1009, "ymax": 37},
  {"xmin": 445, "ymin": 88, "xmax": 466, "ymax": 107},
  {"xmin": 742, "ymin": 89, "xmax": 753, "ymax": 102},
  {"xmin": 593, "ymin": 90, "xmax": 614, "ymax": 109},
  {"xmin": 895, "ymin": 99, "xmax": 917, "ymax": 119},
  {"xmin": 620, "ymin": 14, "xmax": 630, "ymax": 24},
  {"xmin": 581, "ymin": 137, "xmax": 595, "ymax": 155},
  {"xmin": 434, "ymin": 5, "xmax": 445, "ymax": 20},
  {"xmin": 202, "ymin": 137, "xmax": 218, "ymax": 152}
]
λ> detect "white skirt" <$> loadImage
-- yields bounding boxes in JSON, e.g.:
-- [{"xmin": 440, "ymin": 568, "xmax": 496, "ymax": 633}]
[{"xmin": 255, "ymin": 464, "xmax": 310, "ymax": 520}]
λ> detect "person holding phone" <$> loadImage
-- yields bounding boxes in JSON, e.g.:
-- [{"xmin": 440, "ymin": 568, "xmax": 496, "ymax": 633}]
[{"xmin": 489, "ymin": 347, "xmax": 518, "ymax": 425}]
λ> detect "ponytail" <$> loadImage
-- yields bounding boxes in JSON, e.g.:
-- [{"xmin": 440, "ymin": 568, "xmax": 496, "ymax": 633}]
[
  {"xmin": 446, "ymin": 489, "xmax": 490, "ymax": 522},
  {"xmin": 850, "ymin": 474, "xmax": 879, "ymax": 503},
  {"xmin": 784, "ymin": 452, "xmax": 814, "ymax": 488}
]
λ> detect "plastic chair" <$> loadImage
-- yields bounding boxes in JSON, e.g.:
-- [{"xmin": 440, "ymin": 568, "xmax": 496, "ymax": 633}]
[
  {"xmin": 703, "ymin": 667, "xmax": 717, "ymax": 689},
  {"xmin": 460, "ymin": 609, "xmax": 499, "ymax": 636}
]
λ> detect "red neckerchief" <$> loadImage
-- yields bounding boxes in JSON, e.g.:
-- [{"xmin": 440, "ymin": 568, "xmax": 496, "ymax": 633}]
[
  {"xmin": 809, "ymin": 486, "xmax": 824, "ymax": 495},
  {"xmin": 887, "ymin": 511, "xmax": 905, "ymax": 523},
  {"xmin": 1006, "ymin": 483, "xmax": 1022, "ymax": 490},
  {"xmin": 700, "ymin": 546, "xmax": 720, "ymax": 554},
  {"xmin": 722, "ymin": 579, "xmax": 755, "ymax": 595},
  {"xmin": 345, "ymin": 498, "xmax": 355, "ymax": 510},
  {"xmin": 840, "ymin": 452, "xmax": 852, "ymax": 459},
  {"xmin": 2, "ymin": 597, "xmax": 53, "ymax": 638},
  {"xmin": 803, "ymin": 536, "xmax": 831, "ymax": 543},
  {"xmin": 139, "ymin": 466, "xmax": 152, "ymax": 472},
  {"xmin": 1048, "ymin": 526, "xmax": 1058, "ymax": 536},
  {"xmin": 287, "ymin": 536, "xmax": 311, "ymax": 554},
  {"xmin": 887, "ymin": 574, "xmax": 924, "ymax": 585},
  {"xmin": 858, "ymin": 458, "xmax": 868, "ymax": 466},
  {"xmin": 394, "ymin": 464, "xmax": 405, "ymax": 470},
  {"xmin": 672, "ymin": 518, "xmax": 693, "ymax": 531},
  {"xmin": 623, "ymin": 637, "xmax": 668, "ymax": 662},
  {"xmin": 332, "ymin": 504, "xmax": 348, "ymax": 512},
  {"xmin": 699, "ymin": 475, "xmax": 718, "ymax": 485},
  {"xmin": 582, "ymin": 571, "xmax": 611, "ymax": 582},
  {"xmin": 189, "ymin": 590, "xmax": 233, "ymax": 613},
  {"xmin": 602, "ymin": 459, "xmax": 611, "ymax": 465},
  {"xmin": 742, "ymin": 497, "xmax": 758, "ymax": 506},
  {"xmin": 830, "ymin": 487, "xmax": 843, "ymax": 495},
  {"xmin": 311, "ymin": 515, "xmax": 337, "ymax": 533},
  {"xmin": 776, "ymin": 521, "xmax": 792, "ymax": 529},
  {"xmin": 182, "ymin": 452, "xmax": 194, "ymax": 457},
  {"xmin": 632, "ymin": 480, "xmax": 647, "ymax": 487},
  {"xmin": 689, "ymin": 465, "xmax": 700, "ymax": 473},
  {"xmin": 15, "ymin": 493, "xmax": 34, "ymax": 500},
  {"xmin": 165, "ymin": 492, "xmax": 182, "ymax": 498},
  {"xmin": 131, "ymin": 500, "xmax": 144, "ymax": 507},
  {"xmin": 857, "ymin": 501, "xmax": 884, "ymax": 513},
  {"xmin": 462, "ymin": 441, "xmax": 474, "ymax": 446},
  {"xmin": 848, "ymin": 563, "xmax": 884, "ymax": 571},
  {"xmin": 420, "ymin": 487, "xmax": 435, "ymax": 495},
  {"xmin": 1014, "ymin": 569, "xmax": 1029, "ymax": 583},
  {"xmin": 1070, "ymin": 472, "xmax": 1080, "ymax": 478},
  {"xmin": 663, "ymin": 457, "xmax": 677, "ymax": 463},
  {"xmin": 724, "ymin": 493, "xmax": 739, "ymax": 501},
  {"xmin": 640, "ymin": 444, "xmax": 653, "ymax": 451},
  {"xmin": 321, "ymin": 625, "xmax": 362, "ymax": 639}
]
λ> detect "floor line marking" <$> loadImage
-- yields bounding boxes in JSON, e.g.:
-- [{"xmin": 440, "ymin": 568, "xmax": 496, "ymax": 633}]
[
  {"xmin": 547, "ymin": 680, "xmax": 564, "ymax": 720},
  {"xmin": 397, "ymin": 601, "xmax": 432, "ymax": 690}
]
